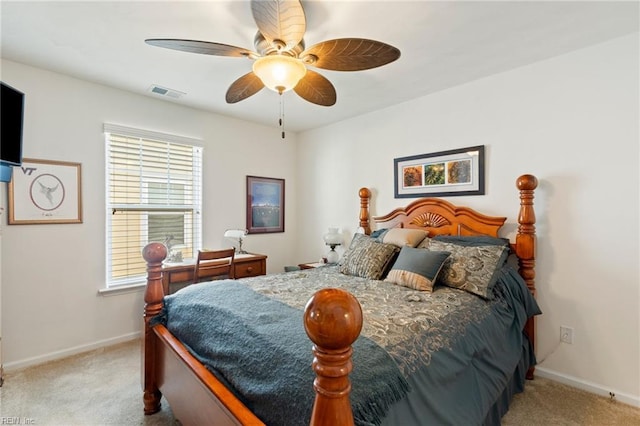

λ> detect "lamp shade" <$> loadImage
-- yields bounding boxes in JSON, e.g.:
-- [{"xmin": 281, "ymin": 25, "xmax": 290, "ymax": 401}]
[
  {"xmin": 252, "ymin": 55, "xmax": 307, "ymax": 94},
  {"xmin": 224, "ymin": 229, "xmax": 248, "ymax": 254},
  {"xmin": 224, "ymin": 229, "xmax": 247, "ymax": 239},
  {"xmin": 323, "ymin": 227, "xmax": 342, "ymax": 246}
]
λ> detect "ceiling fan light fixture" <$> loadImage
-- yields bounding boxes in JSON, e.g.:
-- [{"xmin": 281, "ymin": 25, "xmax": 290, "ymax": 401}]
[
  {"xmin": 146, "ymin": 0, "xmax": 399, "ymax": 106},
  {"xmin": 252, "ymin": 55, "xmax": 307, "ymax": 94}
]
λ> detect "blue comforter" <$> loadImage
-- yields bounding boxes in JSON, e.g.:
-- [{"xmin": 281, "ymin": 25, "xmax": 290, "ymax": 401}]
[
  {"xmin": 157, "ymin": 280, "xmax": 408, "ymax": 426},
  {"xmin": 154, "ymin": 264, "xmax": 540, "ymax": 425}
]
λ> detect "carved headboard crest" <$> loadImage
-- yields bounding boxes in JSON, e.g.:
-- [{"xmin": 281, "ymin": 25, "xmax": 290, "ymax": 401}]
[{"xmin": 410, "ymin": 212, "xmax": 450, "ymax": 229}]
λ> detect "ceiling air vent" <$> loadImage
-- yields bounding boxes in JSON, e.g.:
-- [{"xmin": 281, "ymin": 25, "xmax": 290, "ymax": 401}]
[{"xmin": 148, "ymin": 85, "xmax": 185, "ymax": 99}]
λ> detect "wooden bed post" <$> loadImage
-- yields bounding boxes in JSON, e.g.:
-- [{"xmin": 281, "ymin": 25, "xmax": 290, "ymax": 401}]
[
  {"xmin": 142, "ymin": 242, "xmax": 167, "ymax": 414},
  {"xmin": 304, "ymin": 288, "xmax": 363, "ymax": 426},
  {"xmin": 359, "ymin": 187, "xmax": 372, "ymax": 235},
  {"xmin": 514, "ymin": 174, "xmax": 538, "ymax": 379}
]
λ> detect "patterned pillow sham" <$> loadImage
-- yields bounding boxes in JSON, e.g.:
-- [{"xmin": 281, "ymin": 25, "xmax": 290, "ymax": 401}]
[
  {"xmin": 418, "ymin": 234, "xmax": 510, "ymax": 251},
  {"xmin": 416, "ymin": 237, "xmax": 432, "ymax": 249},
  {"xmin": 340, "ymin": 233, "xmax": 399, "ymax": 280},
  {"xmin": 384, "ymin": 247, "xmax": 450, "ymax": 292},
  {"xmin": 428, "ymin": 240, "xmax": 508, "ymax": 299}
]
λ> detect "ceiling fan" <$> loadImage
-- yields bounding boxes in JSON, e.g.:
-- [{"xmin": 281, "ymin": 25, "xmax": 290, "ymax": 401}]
[{"xmin": 145, "ymin": 0, "xmax": 401, "ymax": 107}]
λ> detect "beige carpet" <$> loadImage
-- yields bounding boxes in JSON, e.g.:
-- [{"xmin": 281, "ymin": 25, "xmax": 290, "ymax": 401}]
[
  {"xmin": 1, "ymin": 339, "xmax": 638, "ymax": 425},
  {"xmin": 502, "ymin": 375, "xmax": 640, "ymax": 426},
  {"xmin": 1, "ymin": 340, "xmax": 176, "ymax": 425}
]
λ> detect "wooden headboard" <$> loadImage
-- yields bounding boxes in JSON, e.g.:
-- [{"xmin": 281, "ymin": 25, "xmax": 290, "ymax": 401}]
[
  {"xmin": 370, "ymin": 196, "xmax": 507, "ymax": 237},
  {"xmin": 357, "ymin": 174, "xmax": 539, "ymax": 378}
]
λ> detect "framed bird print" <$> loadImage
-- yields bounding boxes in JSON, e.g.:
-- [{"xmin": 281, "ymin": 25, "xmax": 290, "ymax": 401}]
[{"xmin": 8, "ymin": 158, "xmax": 83, "ymax": 224}]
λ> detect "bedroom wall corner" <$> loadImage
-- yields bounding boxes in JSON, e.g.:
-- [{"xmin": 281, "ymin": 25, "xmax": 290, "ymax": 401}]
[
  {"xmin": 297, "ymin": 33, "xmax": 640, "ymax": 402},
  {"xmin": 0, "ymin": 59, "xmax": 298, "ymax": 369}
]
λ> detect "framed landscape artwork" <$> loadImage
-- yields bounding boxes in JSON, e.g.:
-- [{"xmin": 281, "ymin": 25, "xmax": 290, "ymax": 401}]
[
  {"xmin": 246, "ymin": 175, "xmax": 284, "ymax": 234},
  {"xmin": 394, "ymin": 145, "xmax": 485, "ymax": 198}
]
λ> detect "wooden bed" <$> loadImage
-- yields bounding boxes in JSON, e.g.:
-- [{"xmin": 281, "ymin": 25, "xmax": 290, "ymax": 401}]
[{"xmin": 142, "ymin": 174, "xmax": 538, "ymax": 426}]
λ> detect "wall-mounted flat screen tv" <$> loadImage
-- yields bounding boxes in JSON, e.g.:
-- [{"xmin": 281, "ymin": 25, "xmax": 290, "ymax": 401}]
[{"xmin": 1, "ymin": 81, "xmax": 25, "ymax": 166}]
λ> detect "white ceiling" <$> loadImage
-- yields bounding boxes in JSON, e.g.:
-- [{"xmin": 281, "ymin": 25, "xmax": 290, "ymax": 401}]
[{"xmin": 1, "ymin": 1, "xmax": 638, "ymax": 132}]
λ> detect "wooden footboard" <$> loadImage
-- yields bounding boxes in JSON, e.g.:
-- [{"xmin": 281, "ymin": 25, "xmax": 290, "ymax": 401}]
[
  {"xmin": 143, "ymin": 243, "xmax": 263, "ymax": 424},
  {"xmin": 154, "ymin": 324, "xmax": 264, "ymax": 425},
  {"xmin": 142, "ymin": 244, "xmax": 363, "ymax": 426}
]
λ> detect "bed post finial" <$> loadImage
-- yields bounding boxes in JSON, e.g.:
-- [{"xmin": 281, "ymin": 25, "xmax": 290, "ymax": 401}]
[
  {"xmin": 142, "ymin": 242, "xmax": 167, "ymax": 415},
  {"xmin": 515, "ymin": 174, "xmax": 537, "ymax": 292},
  {"xmin": 515, "ymin": 174, "xmax": 538, "ymax": 379},
  {"xmin": 304, "ymin": 288, "xmax": 363, "ymax": 426},
  {"xmin": 359, "ymin": 187, "xmax": 372, "ymax": 235}
]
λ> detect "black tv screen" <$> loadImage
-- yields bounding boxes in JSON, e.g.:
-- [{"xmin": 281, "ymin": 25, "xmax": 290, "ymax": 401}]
[{"xmin": 1, "ymin": 82, "xmax": 25, "ymax": 166}]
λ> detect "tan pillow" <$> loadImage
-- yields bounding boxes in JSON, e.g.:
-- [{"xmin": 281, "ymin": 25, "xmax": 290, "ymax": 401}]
[{"xmin": 382, "ymin": 228, "xmax": 428, "ymax": 248}]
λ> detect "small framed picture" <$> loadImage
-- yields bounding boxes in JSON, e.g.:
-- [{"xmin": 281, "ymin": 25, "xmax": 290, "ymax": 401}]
[
  {"xmin": 8, "ymin": 158, "xmax": 83, "ymax": 224},
  {"xmin": 246, "ymin": 175, "xmax": 284, "ymax": 234}
]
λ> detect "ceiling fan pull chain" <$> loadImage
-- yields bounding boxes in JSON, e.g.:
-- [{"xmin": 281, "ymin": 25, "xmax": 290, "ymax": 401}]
[{"xmin": 280, "ymin": 94, "xmax": 286, "ymax": 139}]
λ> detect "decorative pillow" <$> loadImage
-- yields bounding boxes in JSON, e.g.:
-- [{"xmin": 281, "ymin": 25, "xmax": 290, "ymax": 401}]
[
  {"xmin": 370, "ymin": 228, "xmax": 389, "ymax": 241},
  {"xmin": 384, "ymin": 247, "xmax": 450, "ymax": 292},
  {"xmin": 416, "ymin": 236, "xmax": 432, "ymax": 249},
  {"xmin": 428, "ymin": 240, "xmax": 508, "ymax": 299},
  {"xmin": 418, "ymin": 234, "xmax": 510, "ymax": 250},
  {"xmin": 340, "ymin": 233, "xmax": 399, "ymax": 280},
  {"xmin": 381, "ymin": 228, "xmax": 428, "ymax": 248},
  {"xmin": 341, "ymin": 232, "xmax": 368, "ymax": 254}
]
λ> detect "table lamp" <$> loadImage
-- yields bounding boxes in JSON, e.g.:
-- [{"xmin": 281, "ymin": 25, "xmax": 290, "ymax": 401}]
[
  {"xmin": 224, "ymin": 229, "xmax": 248, "ymax": 254},
  {"xmin": 323, "ymin": 227, "xmax": 342, "ymax": 264}
]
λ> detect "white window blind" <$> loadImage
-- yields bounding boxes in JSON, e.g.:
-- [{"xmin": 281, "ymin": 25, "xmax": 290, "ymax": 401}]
[{"xmin": 105, "ymin": 125, "xmax": 202, "ymax": 287}]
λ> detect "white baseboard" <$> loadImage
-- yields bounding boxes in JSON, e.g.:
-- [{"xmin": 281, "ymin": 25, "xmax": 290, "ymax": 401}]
[
  {"xmin": 535, "ymin": 366, "xmax": 640, "ymax": 408},
  {"xmin": 2, "ymin": 332, "xmax": 142, "ymax": 372}
]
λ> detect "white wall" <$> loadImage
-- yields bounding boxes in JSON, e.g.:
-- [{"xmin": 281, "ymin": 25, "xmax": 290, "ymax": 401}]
[
  {"xmin": 0, "ymin": 59, "xmax": 299, "ymax": 368},
  {"xmin": 297, "ymin": 34, "xmax": 639, "ymax": 404},
  {"xmin": 2, "ymin": 33, "xmax": 638, "ymax": 406}
]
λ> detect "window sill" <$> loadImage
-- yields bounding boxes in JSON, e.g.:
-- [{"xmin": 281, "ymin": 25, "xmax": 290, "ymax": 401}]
[{"xmin": 98, "ymin": 282, "xmax": 146, "ymax": 296}]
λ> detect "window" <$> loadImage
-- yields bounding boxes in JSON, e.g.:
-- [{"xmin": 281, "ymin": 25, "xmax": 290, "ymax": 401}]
[{"xmin": 104, "ymin": 124, "xmax": 202, "ymax": 288}]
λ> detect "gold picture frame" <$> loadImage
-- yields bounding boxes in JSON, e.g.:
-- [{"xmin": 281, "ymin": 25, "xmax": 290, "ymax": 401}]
[{"xmin": 8, "ymin": 158, "xmax": 83, "ymax": 224}]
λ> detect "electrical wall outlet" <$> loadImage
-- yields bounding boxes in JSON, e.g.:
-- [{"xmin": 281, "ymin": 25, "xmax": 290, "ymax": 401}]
[{"xmin": 560, "ymin": 326, "xmax": 574, "ymax": 344}]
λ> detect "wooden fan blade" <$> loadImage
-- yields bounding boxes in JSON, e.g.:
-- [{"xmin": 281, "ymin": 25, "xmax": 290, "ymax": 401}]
[
  {"xmin": 251, "ymin": 0, "xmax": 306, "ymax": 51},
  {"xmin": 301, "ymin": 38, "xmax": 401, "ymax": 71},
  {"xmin": 294, "ymin": 70, "xmax": 336, "ymax": 106},
  {"xmin": 226, "ymin": 72, "xmax": 265, "ymax": 104},
  {"xmin": 145, "ymin": 39, "xmax": 256, "ymax": 58}
]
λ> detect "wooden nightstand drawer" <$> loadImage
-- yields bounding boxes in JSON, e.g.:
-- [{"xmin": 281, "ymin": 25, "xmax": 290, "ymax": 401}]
[{"xmin": 235, "ymin": 256, "xmax": 266, "ymax": 278}]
